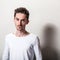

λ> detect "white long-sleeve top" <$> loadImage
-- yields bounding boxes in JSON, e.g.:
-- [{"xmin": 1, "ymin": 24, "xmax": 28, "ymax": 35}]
[{"xmin": 2, "ymin": 33, "xmax": 42, "ymax": 60}]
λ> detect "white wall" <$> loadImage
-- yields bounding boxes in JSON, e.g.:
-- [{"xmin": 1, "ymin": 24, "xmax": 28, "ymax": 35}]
[{"xmin": 0, "ymin": 0, "xmax": 60, "ymax": 60}]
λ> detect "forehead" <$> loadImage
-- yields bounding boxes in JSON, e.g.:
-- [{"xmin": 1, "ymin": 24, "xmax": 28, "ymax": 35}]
[{"xmin": 15, "ymin": 13, "xmax": 26, "ymax": 19}]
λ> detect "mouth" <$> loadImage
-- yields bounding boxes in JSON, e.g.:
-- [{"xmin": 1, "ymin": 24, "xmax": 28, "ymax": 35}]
[
  {"xmin": 16, "ymin": 26, "xmax": 22, "ymax": 30},
  {"xmin": 18, "ymin": 26, "xmax": 22, "ymax": 29},
  {"xmin": 17, "ymin": 25, "xmax": 22, "ymax": 27}
]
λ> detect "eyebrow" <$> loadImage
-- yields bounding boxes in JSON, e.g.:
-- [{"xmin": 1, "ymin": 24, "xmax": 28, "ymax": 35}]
[{"xmin": 16, "ymin": 17, "xmax": 26, "ymax": 20}]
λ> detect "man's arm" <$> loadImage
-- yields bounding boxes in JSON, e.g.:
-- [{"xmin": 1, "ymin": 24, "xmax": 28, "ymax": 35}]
[
  {"xmin": 2, "ymin": 37, "xmax": 9, "ymax": 60},
  {"xmin": 33, "ymin": 36, "xmax": 42, "ymax": 60}
]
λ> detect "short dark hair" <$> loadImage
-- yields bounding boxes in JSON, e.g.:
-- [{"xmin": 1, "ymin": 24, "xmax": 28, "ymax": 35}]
[{"xmin": 14, "ymin": 7, "xmax": 29, "ymax": 20}]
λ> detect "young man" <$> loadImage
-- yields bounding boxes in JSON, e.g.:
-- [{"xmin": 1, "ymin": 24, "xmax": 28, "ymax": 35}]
[{"xmin": 2, "ymin": 7, "xmax": 42, "ymax": 60}]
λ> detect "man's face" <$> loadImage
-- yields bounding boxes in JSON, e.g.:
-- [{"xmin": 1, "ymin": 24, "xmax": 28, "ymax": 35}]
[{"xmin": 14, "ymin": 13, "xmax": 29, "ymax": 31}]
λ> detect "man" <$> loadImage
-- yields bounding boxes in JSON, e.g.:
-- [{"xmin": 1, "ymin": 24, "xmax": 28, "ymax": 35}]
[{"xmin": 2, "ymin": 7, "xmax": 42, "ymax": 60}]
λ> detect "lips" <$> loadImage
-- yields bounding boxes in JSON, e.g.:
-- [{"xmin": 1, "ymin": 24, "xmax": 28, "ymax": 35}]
[
  {"xmin": 18, "ymin": 26, "xmax": 22, "ymax": 28},
  {"xmin": 17, "ymin": 26, "xmax": 22, "ymax": 30},
  {"xmin": 17, "ymin": 25, "xmax": 22, "ymax": 27}
]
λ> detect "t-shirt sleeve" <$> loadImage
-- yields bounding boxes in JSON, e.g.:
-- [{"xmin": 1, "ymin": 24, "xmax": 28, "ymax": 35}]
[
  {"xmin": 33, "ymin": 36, "xmax": 42, "ymax": 60},
  {"xmin": 2, "ymin": 36, "xmax": 9, "ymax": 60}
]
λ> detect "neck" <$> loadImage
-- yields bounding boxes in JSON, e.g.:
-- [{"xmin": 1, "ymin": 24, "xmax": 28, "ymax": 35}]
[{"xmin": 15, "ymin": 30, "xmax": 29, "ymax": 37}]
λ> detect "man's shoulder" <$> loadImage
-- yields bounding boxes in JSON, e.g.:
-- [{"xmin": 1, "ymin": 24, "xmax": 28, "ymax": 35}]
[
  {"xmin": 30, "ymin": 33, "xmax": 38, "ymax": 38},
  {"xmin": 4, "ymin": 33, "xmax": 13, "ymax": 42},
  {"xmin": 30, "ymin": 33, "xmax": 40, "ymax": 44},
  {"xmin": 5, "ymin": 33, "xmax": 13, "ymax": 38}
]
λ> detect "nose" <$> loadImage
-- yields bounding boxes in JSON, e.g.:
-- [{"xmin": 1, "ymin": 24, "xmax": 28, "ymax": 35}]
[{"xmin": 19, "ymin": 20, "xmax": 22, "ymax": 26}]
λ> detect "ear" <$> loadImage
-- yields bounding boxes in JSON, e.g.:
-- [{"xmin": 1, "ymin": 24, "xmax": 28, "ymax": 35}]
[{"xmin": 27, "ymin": 20, "xmax": 29, "ymax": 24}]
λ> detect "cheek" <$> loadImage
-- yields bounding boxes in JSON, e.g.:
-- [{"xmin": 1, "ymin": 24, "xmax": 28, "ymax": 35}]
[
  {"xmin": 22, "ymin": 22, "xmax": 27, "ymax": 26},
  {"xmin": 22, "ymin": 20, "xmax": 28, "ymax": 25},
  {"xmin": 14, "ymin": 20, "xmax": 18, "ymax": 25},
  {"xmin": 21, "ymin": 21, "xmax": 25, "ymax": 25},
  {"xmin": 22, "ymin": 22, "xmax": 25, "ymax": 25}
]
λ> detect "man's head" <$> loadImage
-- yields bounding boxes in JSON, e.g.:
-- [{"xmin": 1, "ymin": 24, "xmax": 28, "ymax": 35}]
[
  {"xmin": 14, "ymin": 7, "xmax": 29, "ymax": 20},
  {"xmin": 14, "ymin": 7, "xmax": 29, "ymax": 31}
]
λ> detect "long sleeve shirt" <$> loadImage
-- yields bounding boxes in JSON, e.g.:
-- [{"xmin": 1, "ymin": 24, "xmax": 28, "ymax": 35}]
[{"xmin": 2, "ymin": 33, "xmax": 42, "ymax": 60}]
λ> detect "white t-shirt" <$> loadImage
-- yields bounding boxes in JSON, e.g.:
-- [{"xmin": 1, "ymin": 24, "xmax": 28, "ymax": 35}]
[{"xmin": 2, "ymin": 33, "xmax": 42, "ymax": 60}]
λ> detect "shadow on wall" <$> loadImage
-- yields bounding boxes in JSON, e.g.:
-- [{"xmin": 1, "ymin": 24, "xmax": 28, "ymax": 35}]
[{"xmin": 41, "ymin": 24, "xmax": 58, "ymax": 60}]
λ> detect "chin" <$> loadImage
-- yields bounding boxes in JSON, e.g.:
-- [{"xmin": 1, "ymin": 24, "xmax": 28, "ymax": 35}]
[
  {"xmin": 17, "ymin": 29, "xmax": 22, "ymax": 31},
  {"xmin": 17, "ymin": 28, "xmax": 23, "ymax": 31}
]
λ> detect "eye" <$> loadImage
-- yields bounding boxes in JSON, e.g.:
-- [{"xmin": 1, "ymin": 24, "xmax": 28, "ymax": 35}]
[
  {"xmin": 21, "ymin": 19, "xmax": 25, "ymax": 22},
  {"xmin": 16, "ymin": 18, "xmax": 19, "ymax": 21}
]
